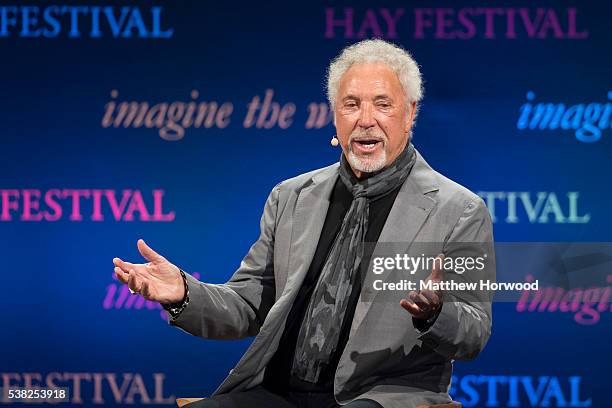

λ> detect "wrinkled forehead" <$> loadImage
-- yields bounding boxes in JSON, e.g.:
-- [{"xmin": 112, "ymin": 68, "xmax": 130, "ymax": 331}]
[{"xmin": 337, "ymin": 62, "xmax": 405, "ymax": 101}]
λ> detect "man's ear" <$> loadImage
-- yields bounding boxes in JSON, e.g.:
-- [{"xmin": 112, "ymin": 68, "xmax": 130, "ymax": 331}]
[{"xmin": 405, "ymin": 101, "xmax": 416, "ymax": 133}]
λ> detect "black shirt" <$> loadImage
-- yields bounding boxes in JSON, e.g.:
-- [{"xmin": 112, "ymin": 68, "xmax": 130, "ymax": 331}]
[{"xmin": 263, "ymin": 177, "xmax": 402, "ymax": 394}]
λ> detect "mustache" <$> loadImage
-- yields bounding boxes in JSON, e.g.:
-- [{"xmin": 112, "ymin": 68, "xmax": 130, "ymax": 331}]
[{"xmin": 348, "ymin": 129, "xmax": 387, "ymax": 143}]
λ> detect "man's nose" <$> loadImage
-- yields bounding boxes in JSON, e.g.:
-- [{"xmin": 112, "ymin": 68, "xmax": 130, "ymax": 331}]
[{"xmin": 357, "ymin": 103, "xmax": 376, "ymax": 128}]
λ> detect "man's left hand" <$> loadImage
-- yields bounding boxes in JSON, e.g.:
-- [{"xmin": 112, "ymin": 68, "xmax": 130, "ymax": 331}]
[{"xmin": 400, "ymin": 254, "xmax": 444, "ymax": 321}]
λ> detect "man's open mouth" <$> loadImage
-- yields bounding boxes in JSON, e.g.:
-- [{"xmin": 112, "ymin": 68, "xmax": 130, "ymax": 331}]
[{"xmin": 352, "ymin": 138, "xmax": 383, "ymax": 153}]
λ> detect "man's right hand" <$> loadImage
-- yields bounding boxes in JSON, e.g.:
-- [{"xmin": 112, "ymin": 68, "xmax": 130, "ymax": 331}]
[{"xmin": 113, "ymin": 239, "xmax": 185, "ymax": 304}]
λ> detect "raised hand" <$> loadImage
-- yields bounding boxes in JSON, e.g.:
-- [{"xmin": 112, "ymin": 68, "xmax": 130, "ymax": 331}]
[
  {"xmin": 400, "ymin": 254, "xmax": 444, "ymax": 320},
  {"xmin": 113, "ymin": 239, "xmax": 184, "ymax": 304}
]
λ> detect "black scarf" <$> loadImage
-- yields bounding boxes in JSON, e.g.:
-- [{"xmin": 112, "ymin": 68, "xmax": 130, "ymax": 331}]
[{"xmin": 291, "ymin": 143, "xmax": 417, "ymax": 383}]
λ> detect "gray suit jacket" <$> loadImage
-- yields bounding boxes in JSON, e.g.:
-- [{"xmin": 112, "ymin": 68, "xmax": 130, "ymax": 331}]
[{"xmin": 168, "ymin": 149, "xmax": 495, "ymax": 408}]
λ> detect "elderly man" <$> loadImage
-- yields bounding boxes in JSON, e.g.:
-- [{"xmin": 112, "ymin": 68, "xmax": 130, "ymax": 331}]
[{"xmin": 113, "ymin": 39, "xmax": 494, "ymax": 408}]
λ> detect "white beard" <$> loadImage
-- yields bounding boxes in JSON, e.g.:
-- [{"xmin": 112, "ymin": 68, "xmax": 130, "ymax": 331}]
[{"xmin": 347, "ymin": 148, "xmax": 387, "ymax": 174}]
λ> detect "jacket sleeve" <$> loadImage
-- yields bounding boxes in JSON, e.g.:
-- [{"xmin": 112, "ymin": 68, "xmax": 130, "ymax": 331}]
[
  {"xmin": 416, "ymin": 197, "xmax": 495, "ymax": 360},
  {"xmin": 166, "ymin": 183, "xmax": 280, "ymax": 340}
]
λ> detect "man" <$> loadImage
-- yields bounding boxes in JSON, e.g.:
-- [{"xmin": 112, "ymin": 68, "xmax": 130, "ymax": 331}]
[{"xmin": 113, "ymin": 39, "xmax": 494, "ymax": 408}]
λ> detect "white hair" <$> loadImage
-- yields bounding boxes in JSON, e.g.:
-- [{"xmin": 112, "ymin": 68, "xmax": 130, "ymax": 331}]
[{"xmin": 326, "ymin": 39, "xmax": 424, "ymax": 117}]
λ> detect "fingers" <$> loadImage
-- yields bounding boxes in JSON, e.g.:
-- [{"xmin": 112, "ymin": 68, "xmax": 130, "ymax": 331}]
[
  {"xmin": 127, "ymin": 270, "xmax": 144, "ymax": 294},
  {"xmin": 429, "ymin": 254, "xmax": 445, "ymax": 281},
  {"xmin": 400, "ymin": 298, "xmax": 422, "ymax": 316},
  {"xmin": 117, "ymin": 266, "xmax": 151, "ymax": 299},
  {"xmin": 137, "ymin": 239, "xmax": 165, "ymax": 264},
  {"xmin": 140, "ymin": 281, "xmax": 159, "ymax": 301},
  {"xmin": 113, "ymin": 257, "xmax": 150, "ymax": 294},
  {"xmin": 400, "ymin": 292, "xmax": 427, "ymax": 317},
  {"xmin": 409, "ymin": 291, "xmax": 431, "ymax": 312},
  {"xmin": 141, "ymin": 280, "xmax": 152, "ymax": 300},
  {"xmin": 114, "ymin": 255, "xmax": 153, "ymax": 297},
  {"xmin": 114, "ymin": 266, "xmax": 129, "ymax": 284},
  {"xmin": 401, "ymin": 290, "xmax": 441, "ymax": 318},
  {"xmin": 420, "ymin": 288, "xmax": 441, "ymax": 306},
  {"xmin": 113, "ymin": 257, "xmax": 137, "ymax": 274},
  {"xmin": 401, "ymin": 254, "xmax": 445, "ymax": 318}
]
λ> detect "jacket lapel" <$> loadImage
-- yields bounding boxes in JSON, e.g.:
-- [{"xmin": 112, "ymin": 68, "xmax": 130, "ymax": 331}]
[{"xmin": 284, "ymin": 165, "xmax": 339, "ymax": 297}]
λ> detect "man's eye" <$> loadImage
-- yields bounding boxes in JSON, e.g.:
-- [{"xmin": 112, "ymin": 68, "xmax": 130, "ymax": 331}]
[
  {"xmin": 345, "ymin": 102, "xmax": 357, "ymax": 108},
  {"xmin": 377, "ymin": 103, "xmax": 391, "ymax": 109}
]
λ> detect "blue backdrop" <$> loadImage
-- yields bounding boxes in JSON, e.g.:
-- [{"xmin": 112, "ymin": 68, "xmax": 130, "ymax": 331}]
[{"xmin": 0, "ymin": 1, "xmax": 610, "ymax": 407}]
